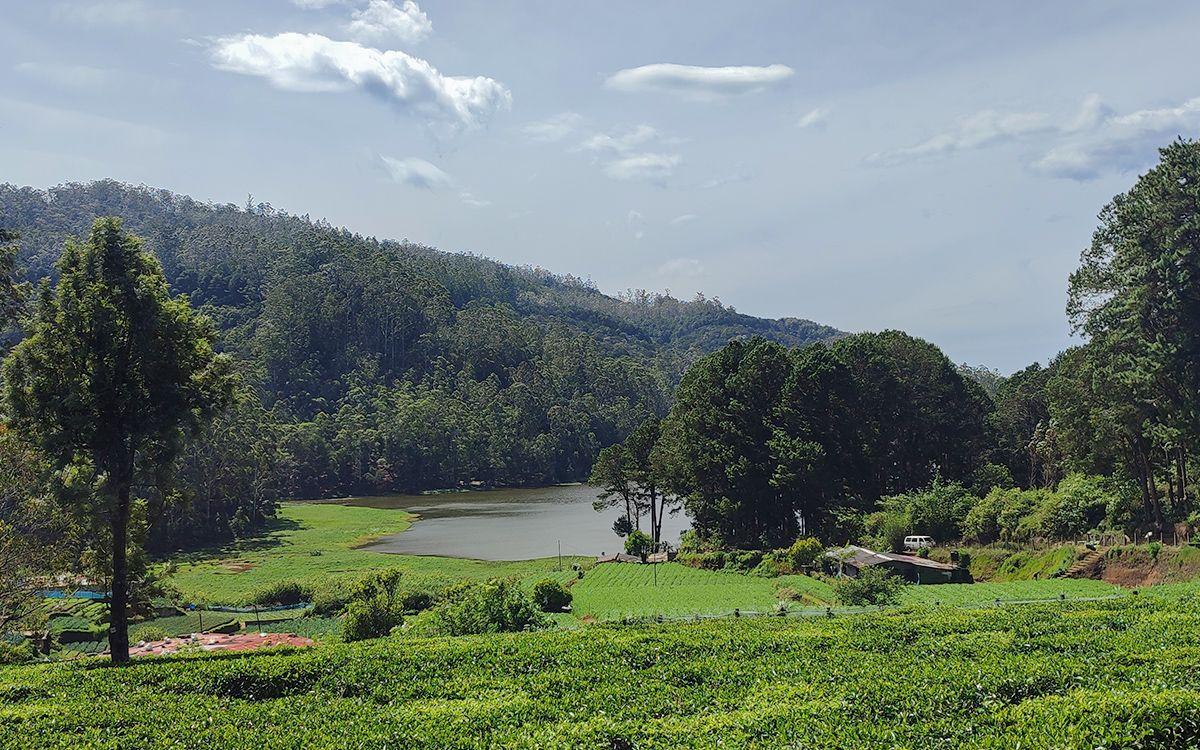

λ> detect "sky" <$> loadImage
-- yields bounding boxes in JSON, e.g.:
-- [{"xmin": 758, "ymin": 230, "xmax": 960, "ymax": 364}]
[{"xmin": 3, "ymin": 1, "xmax": 1200, "ymax": 373}]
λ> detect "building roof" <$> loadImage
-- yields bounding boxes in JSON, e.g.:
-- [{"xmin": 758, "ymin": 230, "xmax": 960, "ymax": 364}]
[{"xmin": 828, "ymin": 545, "xmax": 957, "ymax": 571}]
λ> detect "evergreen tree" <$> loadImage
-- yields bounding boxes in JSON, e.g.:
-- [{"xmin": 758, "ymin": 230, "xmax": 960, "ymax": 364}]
[{"xmin": 2, "ymin": 218, "xmax": 235, "ymax": 663}]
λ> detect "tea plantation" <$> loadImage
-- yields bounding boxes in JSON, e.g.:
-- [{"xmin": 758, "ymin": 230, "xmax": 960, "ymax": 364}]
[{"xmin": 3, "ymin": 594, "xmax": 1200, "ymax": 749}]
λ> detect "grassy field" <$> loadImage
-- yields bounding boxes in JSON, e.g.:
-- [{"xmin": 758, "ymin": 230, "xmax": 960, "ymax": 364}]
[
  {"xmin": 569, "ymin": 564, "xmax": 837, "ymax": 620},
  {"xmin": 4, "ymin": 594, "xmax": 1200, "ymax": 748},
  {"xmin": 167, "ymin": 502, "xmax": 580, "ymax": 605},
  {"xmin": 898, "ymin": 578, "xmax": 1123, "ymax": 606}
]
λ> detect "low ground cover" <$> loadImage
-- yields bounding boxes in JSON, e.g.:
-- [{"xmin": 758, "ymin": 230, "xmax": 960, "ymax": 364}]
[
  {"xmin": 3, "ymin": 594, "xmax": 1199, "ymax": 748},
  {"xmin": 166, "ymin": 502, "xmax": 580, "ymax": 605}
]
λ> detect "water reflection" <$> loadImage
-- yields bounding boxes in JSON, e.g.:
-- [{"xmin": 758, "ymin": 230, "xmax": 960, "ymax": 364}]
[{"xmin": 329, "ymin": 484, "xmax": 690, "ymax": 561}]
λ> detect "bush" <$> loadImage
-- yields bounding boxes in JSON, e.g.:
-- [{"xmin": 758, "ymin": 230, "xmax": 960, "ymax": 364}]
[
  {"xmin": 833, "ymin": 566, "xmax": 906, "ymax": 606},
  {"xmin": 787, "ymin": 537, "xmax": 824, "ymax": 570},
  {"xmin": 248, "ymin": 580, "xmax": 311, "ymax": 607},
  {"xmin": 416, "ymin": 579, "xmax": 546, "ymax": 637},
  {"xmin": 134, "ymin": 626, "xmax": 168, "ymax": 643},
  {"xmin": 532, "ymin": 579, "xmax": 572, "ymax": 612},
  {"xmin": 625, "ymin": 530, "xmax": 652, "ymax": 558},
  {"xmin": 341, "ymin": 570, "xmax": 406, "ymax": 642},
  {"xmin": 0, "ymin": 639, "xmax": 36, "ymax": 665}
]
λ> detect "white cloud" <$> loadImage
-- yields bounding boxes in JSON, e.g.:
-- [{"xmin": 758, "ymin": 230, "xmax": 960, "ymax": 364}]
[
  {"xmin": 522, "ymin": 112, "xmax": 584, "ymax": 142},
  {"xmin": 869, "ymin": 110, "xmax": 1051, "ymax": 165},
  {"xmin": 578, "ymin": 124, "xmax": 659, "ymax": 155},
  {"xmin": 669, "ymin": 213, "xmax": 698, "ymax": 226},
  {"xmin": 603, "ymin": 153, "xmax": 681, "ymax": 183},
  {"xmin": 380, "ymin": 155, "xmax": 453, "ymax": 189},
  {"xmin": 209, "ymin": 32, "xmax": 510, "ymax": 130},
  {"xmin": 1034, "ymin": 97, "xmax": 1200, "ymax": 180},
  {"xmin": 797, "ymin": 106, "xmax": 831, "ymax": 129},
  {"xmin": 346, "ymin": 0, "xmax": 432, "ymax": 45},
  {"xmin": 605, "ymin": 63, "xmax": 793, "ymax": 101},
  {"xmin": 459, "ymin": 191, "xmax": 491, "ymax": 207}
]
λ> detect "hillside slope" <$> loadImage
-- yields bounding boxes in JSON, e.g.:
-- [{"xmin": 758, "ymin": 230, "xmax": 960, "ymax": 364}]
[{"xmin": 0, "ymin": 181, "xmax": 840, "ymax": 546}]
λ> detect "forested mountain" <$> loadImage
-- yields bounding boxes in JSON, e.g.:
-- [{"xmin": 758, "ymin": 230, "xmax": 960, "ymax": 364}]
[{"xmin": 0, "ymin": 180, "xmax": 839, "ymax": 548}]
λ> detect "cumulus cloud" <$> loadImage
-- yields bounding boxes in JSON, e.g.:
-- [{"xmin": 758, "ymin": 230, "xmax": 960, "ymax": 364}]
[
  {"xmin": 380, "ymin": 155, "xmax": 453, "ymax": 189},
  {"xmin": 1034, "ymin": 97, "xmax": 1200, "ymax": 180},
  {"xmin": 209, "ymin": 32, "xmax": 510, "ymax": 130},
  {"xmin": 346, "ymin": 0, "xmax": 432, "ymax": 45},
  {"xmin": 605, "ymin": 63, "xmax": 793, "ymax": 101},
  {"xmin": 603, "ymin": 153, "xmax": 681, "ymax": 183},
  {"xmin": 797, "ymin": 106, "xmax": 831, "ymax": 129},
  {"xmin": 563, "ymin": 123, "xmax": 682, "ymax": 183},
  {"xmin": 522, "ymin": 112, "xmax": 584, "ymax": 142}
]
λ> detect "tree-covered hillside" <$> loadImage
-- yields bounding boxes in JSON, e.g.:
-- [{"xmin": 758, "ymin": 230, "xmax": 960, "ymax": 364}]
[{"xmin": 0, "ymin": 180, "xmax": 839, "ymax": 548}]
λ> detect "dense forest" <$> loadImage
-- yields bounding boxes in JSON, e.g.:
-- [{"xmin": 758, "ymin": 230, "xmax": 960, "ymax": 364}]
[
  {"xmin": 596, "ymin": 140, "xmax": 1199, "ymax": 552},
  {"xmin": 0, "ymin": 180, "xmax": 839, "ymax": 550}
]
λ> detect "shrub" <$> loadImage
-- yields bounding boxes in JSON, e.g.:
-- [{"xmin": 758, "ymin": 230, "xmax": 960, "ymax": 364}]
[
  {"xmin": 833, "ymin": 566, "xmax": 906, "ymax": 606},
  {"xmin": 417, "ymin": 579, "xmax": 546, "ymax": 637},
  {"xmin": 341, "ymin": 570, "xmax": 406, "ymax": 642},
  {"xmin": 249, "ymin": 580, "xmax": 311, "ymax": 607},
  {"xmin": 776, "ymin": 586, "xmax": 799, "ymax": 601},
  {"xmin": 787, "ymin": 537, "xmax": 824, "ymax": 570},
  {"xmin": 532, "ymin": 579, "xmax": 572, "ymax": 612},
  {"xmin": 0, "ymin": 639, "xmax": 36, "ymax": 665},
  {"xmin": 624, "ymin": 530, "xmax": 652, "ymax": 558},
  {"xmin": 134, "ymin": 626, "xmax": 168, "ymax": 643}
]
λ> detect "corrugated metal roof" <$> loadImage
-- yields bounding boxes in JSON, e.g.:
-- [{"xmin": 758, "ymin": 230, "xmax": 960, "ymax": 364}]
[{"xmin": 827, "ymin": 545, "xmax": 957, "ymax": 571}]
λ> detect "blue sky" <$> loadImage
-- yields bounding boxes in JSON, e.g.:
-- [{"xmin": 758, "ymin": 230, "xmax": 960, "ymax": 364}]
[{"xmin": 3, "ymin": 1, "xmax": 1199, "ymax": 372}]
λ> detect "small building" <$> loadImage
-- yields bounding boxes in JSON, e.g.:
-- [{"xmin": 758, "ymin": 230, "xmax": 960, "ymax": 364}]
[{"xmin": 827, "ymin": 545, "xmax": 971, "ymax": 584}]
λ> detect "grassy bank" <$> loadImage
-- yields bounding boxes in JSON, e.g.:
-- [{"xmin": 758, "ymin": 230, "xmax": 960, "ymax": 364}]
[
  {"xmin": 167, "ymin": 502, "xmax": 580, "ymax": 605},
  {"xmin": 4, "ymin": 594, "xmax": 1200, "ymax": 748}
]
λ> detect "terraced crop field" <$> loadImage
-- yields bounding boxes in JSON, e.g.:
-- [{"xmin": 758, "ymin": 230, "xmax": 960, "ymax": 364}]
[
  {"xmin": 569, "ymin": 562, "xmax": 829, "ymax": 619},
  {"xmin": 4, "ymin": 595, "xmax": 1200, "ymax": 748},
  {"xmin": 899, "ymin": 578, "xmax": 1125, "ymax": 607}
]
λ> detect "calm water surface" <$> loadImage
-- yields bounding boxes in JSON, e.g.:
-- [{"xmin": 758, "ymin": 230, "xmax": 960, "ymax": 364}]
[{"xmin": 338, "ymin": 484, "xmax": 690, "ymax": 561}]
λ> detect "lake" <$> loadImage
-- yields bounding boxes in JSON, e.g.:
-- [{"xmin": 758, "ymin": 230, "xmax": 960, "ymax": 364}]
[{"xmin": 339, "ymin": 484, "xmax": 691, "ymax": 561}]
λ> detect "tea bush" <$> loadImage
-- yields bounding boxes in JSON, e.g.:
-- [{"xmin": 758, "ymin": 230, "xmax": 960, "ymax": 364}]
[{"xmin": 4, "ymin": 595, "xmax": 1200, "ymax": 748}]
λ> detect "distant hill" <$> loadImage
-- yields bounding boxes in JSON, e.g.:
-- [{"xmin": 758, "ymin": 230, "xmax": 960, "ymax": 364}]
[
  {"xmin": 0, "ymin": 180, "xmax": 839, "ymax": 377},
  {"xmin": 0, "ymin": 180, "xmax": 841, "ymax": 543}
]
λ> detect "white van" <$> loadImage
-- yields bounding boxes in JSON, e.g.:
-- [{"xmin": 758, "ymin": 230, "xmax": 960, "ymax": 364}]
[{"xmin": 903, "ymin": 535, "xmax": 934, "ymax": 551}]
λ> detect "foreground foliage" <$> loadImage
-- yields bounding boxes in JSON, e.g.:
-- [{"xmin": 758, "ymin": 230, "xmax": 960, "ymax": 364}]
[{"xmin": 3, "ymin": 595, "xmax": 1200, "ymax": 748}]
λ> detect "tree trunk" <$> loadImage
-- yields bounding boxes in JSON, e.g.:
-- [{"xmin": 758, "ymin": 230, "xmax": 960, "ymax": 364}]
[
  {"xmin": 652, "ymin": 489, "xmax": 662, "ymax": 547},
  {"xmin": 109, "ymin": 474, "xmax": 132, "ymax": 664}
]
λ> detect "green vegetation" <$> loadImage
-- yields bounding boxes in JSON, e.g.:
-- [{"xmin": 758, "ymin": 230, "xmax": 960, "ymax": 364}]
[
  {"xmin": 4, "ymin": 595, "xmax": 1200, "ymax": 748},
  {"xmin": 167, "ymin": 502, "xmax": 577, "ymax": 606},
  {"xmin": 899, "ymin": 578, "xmax": 1122, "ymax": 606},
  {"xmin": 567, "ymin": 563, "xmax": 828, "ymax": 620},
  {"xmin": 0, "ymin": 181, "xmax": 837, "ymax": 552}
]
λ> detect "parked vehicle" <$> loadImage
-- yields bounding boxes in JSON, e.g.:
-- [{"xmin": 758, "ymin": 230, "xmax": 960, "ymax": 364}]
[{"xmin": 903, "ymin": 535, "xmax": 934, "ymax": 551}]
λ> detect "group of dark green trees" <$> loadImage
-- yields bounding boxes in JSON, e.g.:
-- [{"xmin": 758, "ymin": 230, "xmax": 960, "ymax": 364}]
[
  {"xmin": 594, "ymin": 140, "xmax": 1200, "ymax": 551},
  {"xmin": 0, "ymin": 181, "xmax": 836, "ymax": 551}
]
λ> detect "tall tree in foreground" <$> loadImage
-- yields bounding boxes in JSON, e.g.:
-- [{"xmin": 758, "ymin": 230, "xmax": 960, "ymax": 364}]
[
  {"xmin": 1059, "ymin": 139, "xmax": 1200, "ymax": 529},
  {"xmin": 2, "ymin": 218, "xmax": 234, "ymax": 663}
]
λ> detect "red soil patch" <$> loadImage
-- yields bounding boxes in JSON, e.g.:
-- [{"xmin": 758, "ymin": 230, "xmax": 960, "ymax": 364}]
[{"xmin": 129, "ymin": 632, "xmax": 314, "ymax": 658}]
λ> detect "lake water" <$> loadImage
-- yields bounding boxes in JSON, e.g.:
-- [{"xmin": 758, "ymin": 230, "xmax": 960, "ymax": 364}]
[{"xmin": 340, "ymin": 484, "xmax": 690, "ymax": 561}]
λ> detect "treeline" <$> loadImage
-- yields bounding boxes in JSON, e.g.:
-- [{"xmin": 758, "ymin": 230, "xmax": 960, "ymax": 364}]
[
  {"xmin": 601, "ymin": 140, "xmax": 1200, "ymax": 551},
  {"xmin": 0, "ymin": 181, "xmax": 837, "ymax": 550}
]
